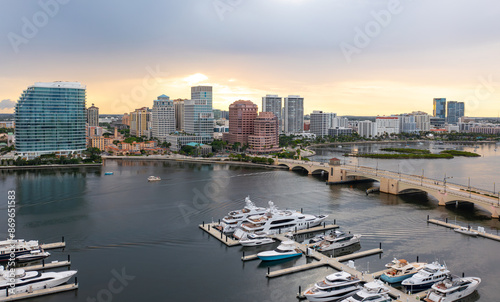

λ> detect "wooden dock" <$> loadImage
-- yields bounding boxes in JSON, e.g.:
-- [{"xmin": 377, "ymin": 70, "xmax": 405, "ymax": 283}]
[
  {"xmin": 293, "ymin": 223, "xmax": 339, "ymax": 235},
  {"xmin": 0, "ymin": 284, "xmax": 78, "ymax": 301},
  {"xmin": 199, "ymin": 223, "xmax": 240, "ymax": 246},
  {"xmin": 22, "ymin": 260, "xmax": 71, "ymax": 272},
  {"xmin": 428, "ymin": 218, "xmax": 500, "ymax": 242},
  {"xmin": 40, "ymin": 242, "xmax": 66, "ymax": 250}
]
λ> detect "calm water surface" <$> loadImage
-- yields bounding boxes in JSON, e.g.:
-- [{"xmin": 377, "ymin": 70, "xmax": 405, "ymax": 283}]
[{"xmin": 0, "ymin": 142, "xmax": 498, "ymax": 301}]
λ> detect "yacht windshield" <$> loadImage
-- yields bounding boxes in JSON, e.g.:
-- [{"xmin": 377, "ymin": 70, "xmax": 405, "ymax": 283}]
[{"xmin": 350, "ymin": 293, "xmax": 364, "ymax": 301}]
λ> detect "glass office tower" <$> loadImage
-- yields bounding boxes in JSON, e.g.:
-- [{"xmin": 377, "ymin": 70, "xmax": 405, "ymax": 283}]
[{"xmin": 15, "ymin": 82, "xmax": 87, "ymax": 158}]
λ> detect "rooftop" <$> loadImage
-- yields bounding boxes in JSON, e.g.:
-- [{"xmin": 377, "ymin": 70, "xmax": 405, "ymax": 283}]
[{"xmin": 32, "ymin": 81, "xmax": 86, "ymax": 89}]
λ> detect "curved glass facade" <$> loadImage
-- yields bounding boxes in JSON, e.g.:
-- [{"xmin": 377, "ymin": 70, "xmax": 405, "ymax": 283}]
[{"xmin": 15, "ymin": 82, "xmax": 87, "ymax": 157}]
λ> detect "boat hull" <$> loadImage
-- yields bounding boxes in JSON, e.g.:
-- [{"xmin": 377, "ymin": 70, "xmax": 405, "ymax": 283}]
[
  {"xmin": 240, "ymin": 239, "xmax": 274, "ymax": 246},
  {"xmin": 305, "ymin": 287, "xmax": 361, "ymax": 302},
  {"xmin": 257, "ymin": 252, "xmax": 302, "ymax": 261},
  {"xmin": 380, "ymin": 272, "xmax": 416, "ymax": 283}
]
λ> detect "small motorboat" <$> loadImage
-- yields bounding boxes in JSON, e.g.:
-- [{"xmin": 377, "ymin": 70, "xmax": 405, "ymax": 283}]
[
  {"xmin": 341, "ymin": 280, "xmax": 391, "ymax": 302},
  {"xmin": 304, "ymin": 271, "xmax": 362, "ymax": 302},
  {"xmin": 303, "ymin": 234, "xmax": 325, "ymax": 245},
  {"xmin": 148, "ymin": 176, "xmax": 161, "ymax": 182},
  {"xmin": 15, "ymin": 250, "xmax": 50, "ymax": 263},
  {"xmin": 239, "ymin": 232, "xmax": 274, "ymax": 246},
  {"xmin": 257, "ymin": 240, "xmax": 302, "ymax": 261},
  {"xmin": 380, "ymin": 258, "xmax": 426, "ymax": 283},
  {"xmin": 104, "ymin": 172, "xmax": 114, "ymax": 175},
  {"xmin": 402, "ymin": 261, "xmax": 450, "ymax": 292},
  {"xmin": 424, "ymin": 275, "xmax": 481, "ymax": 302},
  {"xmin": 453, "ymin": 226, "xmax": 477, "ymax": 237}
]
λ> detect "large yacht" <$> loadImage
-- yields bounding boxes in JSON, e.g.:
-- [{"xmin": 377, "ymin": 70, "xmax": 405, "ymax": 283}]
[
  {"xmin": 312, "ymin": 230, "xmax": 361, "ymax": 252},
  {"xmin": 380, "ymin": 258, "xmax": 426, "ymax": 283},
  {"xmin": 217, "ymin": 197, "xmax": 267, "ymax": 233},
  {"xmin": 0, "ymin": 266, "xmax": 77, "ymax": 297},
  {"xmin": 341, "ymin": 280, "xmax": 391, "ymax": 302},
  {"xmin": 424, "ymin": 275, "xmax": 481, "ymax": 302},
  {"xmin": 402, "ymin": 261, "xmax": 450, "ymax": 291},
  {"xmin": 0, "ymin": 239, "xmax": 40, "ymax": 262},
  {"xmin": 304, "ymin": 271, "xmax": 362, "ymax": 302},
  {"xmin": 233, "ymin": 201, "xmax": 328, "ymax": 239}
]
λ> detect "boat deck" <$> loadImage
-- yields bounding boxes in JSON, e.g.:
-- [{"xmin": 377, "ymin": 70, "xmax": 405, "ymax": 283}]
[
  {"xmin": 428, "ymin": 218, "xmax": 500, "ymax": 242},
  {"xmin": 0, "ymin": 284, "xmax": 78, "ymax": 301}
]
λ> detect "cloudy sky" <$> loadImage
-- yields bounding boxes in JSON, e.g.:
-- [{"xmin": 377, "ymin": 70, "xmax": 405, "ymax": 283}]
[{"xmin": 1, "ymin": 0, "xmax": 499, "ymax": 116}]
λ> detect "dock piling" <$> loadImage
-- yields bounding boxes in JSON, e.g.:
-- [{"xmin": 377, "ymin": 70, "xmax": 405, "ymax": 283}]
[
  {"xmin": 68, "ymin": 254, "xmax": 70, "ymax": 262},
  {"xmin": 462, "ymin": 272, "xmax": 465, "ymax": 277},
  {"xmin": 298, "ymin": 286, "xmax": 301, "ymax": 296},
  {"xmin": 62, "ymin": 236, "xmax": 65, "ymax": 243},
  {"xmin": 416, "ymin": 256, "xmax": 419, "ymax": 262},
  {"xmin": 301, "ymin": 208, "xmax": 303, "ymax": 213},
  {"xmin": 446, "ymin": 218, "xmax": 448, "ymax": 223},
  {"xmin": 379, "ymin": 242, "xmax": 382, "ymax": 249},
  {"xmin": 267, "ymin": 267, "xmax": 270, "ymax": 275},
  {"xmin": 218, "ymin": 219, "xmax": 220, "ymax": 224},
  {"xmin": 42, "ymin": 259, "xmax": 45, "ymax": 267},
  {"xmin": 427, "ymin": 215, "xmax": 429, "ymax": 221},
  {"xmin": 203, "ymin": 221, "xmax": 205, "ymax": 227},
  {"xmin": 225, "ymin": 236, "xmax": 228, "ymax": 242},
  {"xmin": 334, "ymin": 219, "xmax": 336, "ymax": 225},
  {"xmin": 220, "ymin": 232, "xmax": 223, "ymax": 239},
  {"xmin": 208, "ymin": 224, "xmax": 210, "ymax": 231},
  {"xmin": 75, "ymin": 277, "xmax": 78, "ymax": 285}
]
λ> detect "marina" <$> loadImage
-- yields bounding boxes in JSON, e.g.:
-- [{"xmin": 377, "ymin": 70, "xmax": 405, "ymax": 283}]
[{"xmin": 39, "ymin": 241, "xmax": 66, "ymax": 250}]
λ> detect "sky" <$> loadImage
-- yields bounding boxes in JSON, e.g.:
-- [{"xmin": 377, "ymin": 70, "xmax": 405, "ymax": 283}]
[{"xmin": 1, "ymin": 0, "xmax": 500, "ymax": 117}]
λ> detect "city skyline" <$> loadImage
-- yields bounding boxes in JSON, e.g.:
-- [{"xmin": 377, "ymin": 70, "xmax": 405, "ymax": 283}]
[{"xmin": 1, "ymin": 1, "xmax": 500, "ymax": 116}]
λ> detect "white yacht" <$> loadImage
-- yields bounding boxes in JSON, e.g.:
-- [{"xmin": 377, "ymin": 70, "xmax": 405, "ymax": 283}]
[
  {"xmin": 453, "ymin": 226, "xmax": 477, "ymax": 237},
  {"xmin": 0, "ymin": 239, "xmax": 40, "ymax": 262},
  {"xmin": 217, "ymin": 197, "xmax": 267, "ymax": 233},
  {"xmin": 312, "ymin": 230, "xmax": 361, "ymax": 252},
  {"xmin": 424, "ymin": 276, "xmax": 481, "ymax": 302},
  {"xmin": 304, "ymin": 271, "xmax": 362, "ymax": 302},
  {"xmin": 233, "ymin": 201, "xmax": 328, "ymax": 239},
  {"xmin": 15, "ymin": 250, "xmax": 51, "ymax": 263},
  {"xmin": 341, "ymin": 280, "xmax": 391, "ymax": 302},
  {"xmin": 239, "ymin": 232, "xmax": 275, "ymax": 246},
  {"xmin": 402, "ymin": 261, "xmax": 450, "ymax": 291},
  {"xmin": 148, "ymin": 176, "xmax": 161, "ymax": 182},
  {"xmin": 0, "ymin": 266, "xmax": 77, "ymax": 297}
]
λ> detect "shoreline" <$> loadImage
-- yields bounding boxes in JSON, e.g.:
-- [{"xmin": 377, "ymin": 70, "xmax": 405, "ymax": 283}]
[
  {"xmin": 0, "ymin": 163, "xmax": 102, "ymax": 170},
  {"xmin": 102, "ymin": 156, "xmax": 288, "ymax": 170},
  {"xmin": 309, "ymin": 139, "xmax": 497, "ymax": 148}
]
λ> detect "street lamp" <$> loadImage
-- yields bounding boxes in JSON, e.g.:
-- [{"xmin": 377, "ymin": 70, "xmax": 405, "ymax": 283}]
[
  {"xmin": 443, "ymin": 173, "xmax": 453, "ymax": 194},
  {"xmin": 468, "ymin": 177, "xmax": 471, "ymax": 198}
]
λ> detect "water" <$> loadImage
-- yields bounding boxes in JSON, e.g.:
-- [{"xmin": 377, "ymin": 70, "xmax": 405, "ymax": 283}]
[{"xmin": 0, "ymin": 142, "xmax": 498, "ymax": 301}]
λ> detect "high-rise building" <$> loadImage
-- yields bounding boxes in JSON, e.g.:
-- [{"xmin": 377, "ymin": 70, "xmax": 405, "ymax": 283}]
[
  {"xmin": 248, "ymin": 112, "xmax": 280, "ymax": 154},
  {"xmin": 376, "ymin": 116, "xmax": 400, "ymax": 136},
  {"xmin": 358, "ymin": 120, "xmax": 377, "ymax": 138},
  {"xmin": 284, "ymin": 95, "xmax": 304, "ymax": 134},
  {"xmin": 87, "ymin": 103, "xmax": 99, "ymax": 127},
  {"xmin": 433, "ymin": 98, "xmax": 446, "ymax": 119},
  {"xmin": 262, "ymin": 94, "xmax": 282, "ymax": 132},
  {"xmin": 446, "ymin": 101, "xmax": 465, "ymax": 124},
  {"xmin": 399, "ymin": 114, "xmax": 417, "ymax": 133},
  {"xmin": 130, "ymin": 107, "xmax": 151, "ymax": 137},
  {"xmin": 15, "ymin": 81, "xmax": 86, "ymax": 158},
  {"xmin": 413, "ymin": 113, "xmax": 430, "ymax": 132},
  {"xmin": 173, "ymin": 99, "xmax": 185, "ymax": 131},
  {"xmin": 224, "ymin": 100, "xmax": 258, "ymax": 145},
  {"xmin": 184, "ymin": 86, "xmax": 214, "ymax": 143},
  {"xmin": 310, "ymin": 111, "xmax": 337, "ymax": 137},
  {"xmin": 122, "ymin": 113, "xmax": 130, "ymax": 126},
  {"xmin": 152, "ymin": 95, "xmax": 175, "ymax": 142}
]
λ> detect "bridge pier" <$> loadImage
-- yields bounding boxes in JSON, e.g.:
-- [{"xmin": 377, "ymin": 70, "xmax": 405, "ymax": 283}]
[{"xmin": 379, "ymin": 177, "xmax": 400, "ymax": 195}]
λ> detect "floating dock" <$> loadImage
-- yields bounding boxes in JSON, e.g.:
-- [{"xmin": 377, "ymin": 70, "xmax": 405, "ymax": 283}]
[
  {"xmin": 199, "ymin": 223, "xmax": 240, "ymax": 246},
  {"xmin": 40, "ymin": 242, "xmax": 66, "ymax": 250},
  {"xmin": 0, "ymin": 284, "xmax": 78, "ymax": 301},
  {"xmin": 22, "ymin": 260, "xmax": 71, "ymax": 272},
  {"xmin": 428, "ymin": 218, "xmax": 500, "ymax": 242}
]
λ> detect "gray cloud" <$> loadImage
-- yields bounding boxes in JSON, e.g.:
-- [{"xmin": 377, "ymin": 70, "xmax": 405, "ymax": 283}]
[{"xmin": 0, "ymin": 99, "xmax": 15, "ymax": 110}]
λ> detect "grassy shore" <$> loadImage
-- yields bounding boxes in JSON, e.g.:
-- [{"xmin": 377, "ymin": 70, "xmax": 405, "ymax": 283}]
[
  {"xmin": 346, "ymin": 147, "xmax": 481, "ymax": 159},
  {"xmin": 440, "ymin": 150, "xmax": 481, "ymax": 157}
]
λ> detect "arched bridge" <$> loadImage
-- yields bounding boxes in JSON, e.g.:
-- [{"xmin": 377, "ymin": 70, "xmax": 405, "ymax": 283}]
[{"xmin": 276, "ymin": 158, "xmax": 500, "ymax": 219}]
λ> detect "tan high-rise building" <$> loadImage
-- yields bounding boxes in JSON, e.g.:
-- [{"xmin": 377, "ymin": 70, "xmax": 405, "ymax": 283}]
[
  {"xmin": 248, "ymin": 112, "xmax": 280, "ymax": 153},
  {"xmin": 122, "ymin": 113, "xmax": 130, "ymax": 126},
  {"xmin": 130, "ymin": 107, "xmax": 151, "ymax": 137},
  {"xmin": 224, "ymin": 100, "xmax": 258, "ymax": 145},
  {"xmin": 87, "ymin": 103, "xmax": 99, "ymax": 127}
]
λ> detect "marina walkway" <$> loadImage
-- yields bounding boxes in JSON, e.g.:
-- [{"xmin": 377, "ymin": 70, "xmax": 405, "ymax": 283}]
[
  {"xmin": 428, "ymin": 218, "xmax": 500, "ymax": 242},
  {"xmin": 0, "ymin": 284, "xmax": 78, "ymax": 301}
]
